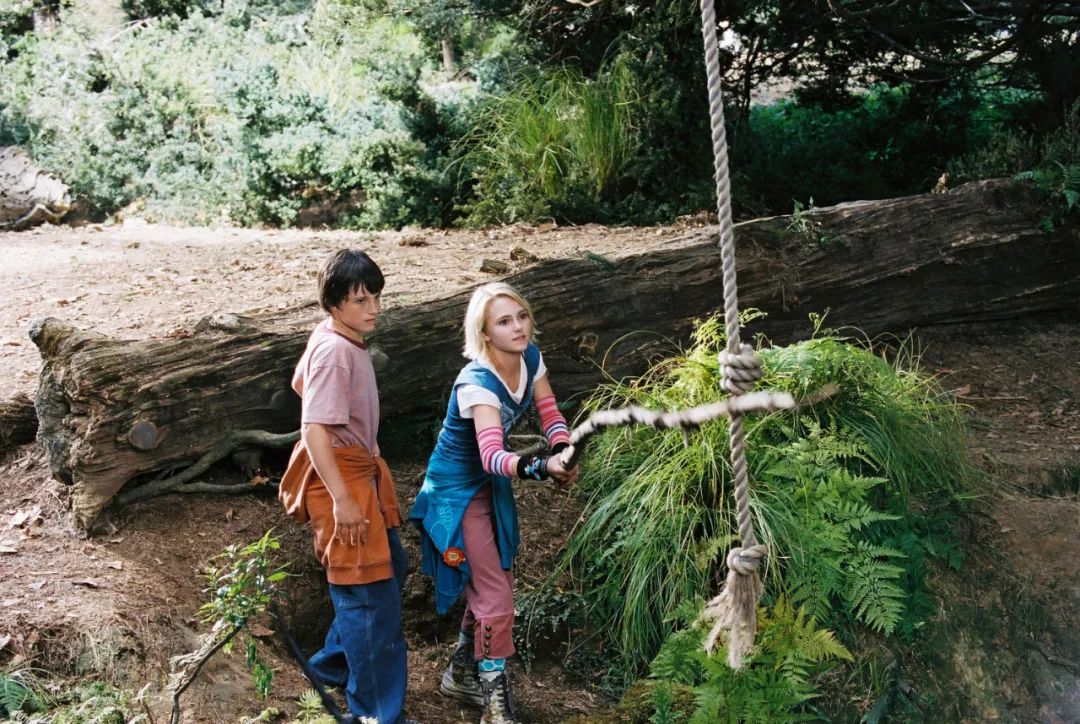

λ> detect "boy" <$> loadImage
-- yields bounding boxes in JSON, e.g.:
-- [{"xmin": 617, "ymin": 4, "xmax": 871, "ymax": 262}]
[{"xmin": 279, "ymin": 249, "xmax": 410, "ymax": 723}]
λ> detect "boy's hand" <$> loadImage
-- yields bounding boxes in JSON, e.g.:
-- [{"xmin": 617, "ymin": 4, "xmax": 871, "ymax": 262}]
[
  {"xmin": 333, "ymin": 496, "xmax": 369, "ymax": 545},
  {"xmin": 546, "ymin": 455, "xmax": 579, "ymax": 487}
]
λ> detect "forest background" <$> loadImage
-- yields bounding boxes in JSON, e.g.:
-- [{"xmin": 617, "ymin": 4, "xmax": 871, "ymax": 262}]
[{"xmin": 2, "ymin": 0, "xmax": 1078, "ymax": 232}]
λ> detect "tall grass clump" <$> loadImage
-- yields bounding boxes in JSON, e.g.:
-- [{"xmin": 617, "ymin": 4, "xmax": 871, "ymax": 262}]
[
  {"xmin": 460, "ymin": 56, "xmax": 639, "ymax": 225},
  {"xmin": 559, "ymin": 314, "xmax": 974, "ymax": 679}
]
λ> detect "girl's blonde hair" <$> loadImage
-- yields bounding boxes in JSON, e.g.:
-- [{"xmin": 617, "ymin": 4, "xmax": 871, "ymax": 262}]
[{"xmin": 462, "ymin": 282, "xmax": 539, "ymax": 360}]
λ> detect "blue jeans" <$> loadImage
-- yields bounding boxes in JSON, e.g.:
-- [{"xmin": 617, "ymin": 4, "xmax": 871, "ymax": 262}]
[{"xmin": 309, "ymin": 528, "xmax": 409, "ymax": 723}]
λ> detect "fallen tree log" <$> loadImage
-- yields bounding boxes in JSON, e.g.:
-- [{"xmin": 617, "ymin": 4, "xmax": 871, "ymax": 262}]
[
  {"xmin": 30, "ymin": 179, "xmax": 1080, "ymax": 529},
  {"xmin": 0, "ymin": 393, "xmax": 37, "ymax": 454},
  {"xmin": 0, "ymin": 147, "xmax": 71, "ymax": 230}
]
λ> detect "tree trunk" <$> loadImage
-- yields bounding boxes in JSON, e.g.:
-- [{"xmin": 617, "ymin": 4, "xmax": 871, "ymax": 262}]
[
  {"xmin": 30, "ymin": 179, "xmax": 1080, "ymax": 529},
  {"xmin": 441, "ymin": 37, "xmax": 456, "ymax": 73},
  {"xmin": 0, "ymin": 147, "xmax": 71, "ymax": 229},
  {"xmin": 0, "ymin": 393, "xmax": 37, "ymax": 455}
]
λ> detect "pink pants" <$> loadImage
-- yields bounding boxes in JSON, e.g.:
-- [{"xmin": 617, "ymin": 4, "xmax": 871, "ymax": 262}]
[{"xmin": 460, "ymin": 487, "xmax": 515, "ymax": 660}]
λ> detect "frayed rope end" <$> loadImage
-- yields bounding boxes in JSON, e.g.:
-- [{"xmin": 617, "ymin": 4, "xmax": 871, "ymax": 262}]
[{"xmin": 698, "ymin": 544, "xmax": 766, "ymax": 669}]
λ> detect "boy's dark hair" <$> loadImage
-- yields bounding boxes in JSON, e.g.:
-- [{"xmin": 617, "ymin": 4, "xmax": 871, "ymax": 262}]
[{"xmin": 317, "ymin": 249, "xmax": 385, "ymax": 312}]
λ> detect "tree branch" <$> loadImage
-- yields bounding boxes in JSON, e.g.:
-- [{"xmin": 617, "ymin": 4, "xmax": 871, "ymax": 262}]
[
  {"xmin": 117, "ymin": 430, "xmax": 299, "ymax": 506},
  {"xmin": 858, "ymin": 17, "xmax": 1020, "ymax": 68},
  {"xmin": 169, "ymin": 622, "xmax": 245, "ymax": 724}
]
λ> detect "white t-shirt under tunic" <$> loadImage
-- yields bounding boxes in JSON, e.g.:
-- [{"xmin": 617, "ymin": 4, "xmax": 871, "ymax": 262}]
[{"xmin": 457, "ymin": 351, "xmax": 547, "ymax": 418}]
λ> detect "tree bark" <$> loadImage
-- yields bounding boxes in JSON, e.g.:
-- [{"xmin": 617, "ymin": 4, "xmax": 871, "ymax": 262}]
[
  {"xmin": 0, "ymin": 393, "xmax": 37, "ymax": 454},
  {"xmin": 29, "ymin": 179, "xmax": 1080, "ymax": 530},
  {"xmin": 441, "ymin": 37, "xmax": 456, "ymax": 73},
  {"xmin": 0, "ymin": 147, "xmax": 71, "ymax": 229}
]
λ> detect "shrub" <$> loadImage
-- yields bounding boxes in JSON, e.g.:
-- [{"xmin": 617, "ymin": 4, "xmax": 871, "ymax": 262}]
[
  {"xmin": 0, "ymin": 0, "xmax": 34, "ymax": 58},
  {"xmin": 948, "ymin": 94, "xmax": 1076, "ymax": 184},
  {"xmin": 954, "ymin": 99, "xmax": 1080, "ymax": 228},
  {"xmin": 120, "ymin": 0, "xmax": 215, "ymax": 21},
  {"xmin": 1, "ymin": 677, "xmax": 148, "ymax": 724},
  {"xmin": 0, "ymin": 3, "xmax": 459, "ymax": 227},
  {"xmin": 0, "ymin": 669, "xmax": 45, "ymax": 718},
  {"xmin": 648, "ymin": 596, "xmax": 851, "ymax": 722},
  {"xmin": 558, "ymin": 314, "xmax": 973, "ymax": 674},
  {"xmin": 459, "ymin": 56, "xmax": 639, "ymax": 225}
]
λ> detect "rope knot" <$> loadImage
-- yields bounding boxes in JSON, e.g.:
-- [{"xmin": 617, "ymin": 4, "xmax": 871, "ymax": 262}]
[
  {"xmin": 719, "ymin": 344, "xmax": 763, "ymax": 394},
  {"xmin": 726, "ymin": 544, "xmax": 766, "ymax": 576}
]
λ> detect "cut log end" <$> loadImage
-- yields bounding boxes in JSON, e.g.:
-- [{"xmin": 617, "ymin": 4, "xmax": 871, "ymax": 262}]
[{"xmin": 128, "ymin": 421, "xmax": 160, "ymax": 451}]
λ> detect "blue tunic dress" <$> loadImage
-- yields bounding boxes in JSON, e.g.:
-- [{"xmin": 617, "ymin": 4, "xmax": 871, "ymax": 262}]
[{"xmin": 410, "ymin": 343, "xmax": 541, "ymax": 614}]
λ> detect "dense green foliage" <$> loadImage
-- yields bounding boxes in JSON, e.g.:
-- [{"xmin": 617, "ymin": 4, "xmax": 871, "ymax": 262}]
[
  {"xmin": 950, "ymin": 99, "xmax": 1080, "ymax": 230},
  {"xmin": 0, "ymin": 676, "xmax": 148, "ymax": 724},
  {"xmin": 441, "ymin": 0, "xmax": 1079, "ymax": 223},
  {"xmin": 459, "ymin": 58, "xmax": 640, "ymax": 224},
  {"xmin": 0, "ymin": 669, "xmax": 44, "ymax": 718},
  {"xmin": 553, "ymin": 314, "xmax": 973, "ymax": 717},
  {"xmin": 1, "ymin": 2, "xmax": 463, "ymax": 226},
  {"xmin": 648, "ymin": 597, "xmax": 852, "ymax": 723},
  {"xmin": 2, "ymin": 1, "xmax": 1076, "ymax": 227}
]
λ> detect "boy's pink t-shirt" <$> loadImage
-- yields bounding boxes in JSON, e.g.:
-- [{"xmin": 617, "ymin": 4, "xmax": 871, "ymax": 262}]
[{"xmin": 292, "ymin": 320, "xmax": 380, "ymax": 454}]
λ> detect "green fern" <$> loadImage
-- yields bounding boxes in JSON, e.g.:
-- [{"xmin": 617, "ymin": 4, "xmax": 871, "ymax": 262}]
[
  {"xmin": 1015, "ymin": 161, "xmax": 1080, "ymax": 228},
  {"xmin": 293, "ymin": 688, "xmax": 336, "ymax": 723},
  {"xmin": 650, "ymin": 680, "xmax": 686, "ymax": 724},
  {"xmin": 843, "ymin": 541, "xmax": 906, "ymax": 634},
  {"xmin": 651, "ymin": 627, "xmax": 706, "ymax": 686},
  {"xmin": 0, "ymin": 671, "xmax": 43, "ymax": 717},
  {"xmin": 757, "ymin": 596, "xmax": 853, "ymax": 686},
  {"xmin": 785, "ymin": 523, "xmax": 846, "ymax": 623},
  {"xmin": 647, "ymin": 597, "xmax": 850, "ymax": 723},
  {"xmin": 689, "ymin": 656, "xmax": 815, "ymax": 724}
]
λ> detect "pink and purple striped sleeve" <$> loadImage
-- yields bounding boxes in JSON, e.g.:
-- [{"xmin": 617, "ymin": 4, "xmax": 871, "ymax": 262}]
[
  {"xmin": 535, "ymin": 395, "xmax": 571, "ymax": 449},
  {"xmin": 476, "ymin": 426, "xmax": 519, "ymax": 478}
]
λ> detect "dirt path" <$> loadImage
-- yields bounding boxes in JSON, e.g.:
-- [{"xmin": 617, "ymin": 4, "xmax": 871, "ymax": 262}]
[
  {"xmin": 0, "ymin": 222, "xmax": 1077, "ymax": 722},
  {"xmin": 913, "ymin": 320, "xmax": 1080, "ymax": 722}
]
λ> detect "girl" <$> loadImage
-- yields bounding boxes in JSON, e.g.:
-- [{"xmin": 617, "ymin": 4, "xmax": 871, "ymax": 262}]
[{"xmin": 410, "ymin": 282, "xmax": 578, "ymax": 724}]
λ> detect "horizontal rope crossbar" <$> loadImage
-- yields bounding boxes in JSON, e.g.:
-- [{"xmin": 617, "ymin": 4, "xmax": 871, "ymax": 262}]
[{"xmin": 558, "ymin": 390, "xmax": 797, "ymax": 469}]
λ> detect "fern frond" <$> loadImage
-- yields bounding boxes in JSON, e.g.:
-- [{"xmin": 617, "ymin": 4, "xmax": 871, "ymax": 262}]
[
  {"xmin": 833, "ymin": 500, "xmax": 899, "ymax": 531},
  {"xmin": 843, "ymin": 542, "xmax": 906, "ymax": 633},
  {"xmin": 651, "ymin": 627, "xmax": 706, "ymax": 686},
  {"xmin": 0, "ymin": 671, "xmax": 42, "ymax": 717}
]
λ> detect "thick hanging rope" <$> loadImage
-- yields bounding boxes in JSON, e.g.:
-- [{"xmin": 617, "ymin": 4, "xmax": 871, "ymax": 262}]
[
  {"xmin": 549, "ymin": 0, "xmax": 791, "ymax": 672},
  {"xmin": 559, "ymin": 0, "xmax": 770, "ymax": 669},
  {"xmin": 693, "ymin": 0, "xmax": 769, "ymax": 669},
  {"xmin": 555, "ymin": 388, "xmax": 792, "ymax": 667}
]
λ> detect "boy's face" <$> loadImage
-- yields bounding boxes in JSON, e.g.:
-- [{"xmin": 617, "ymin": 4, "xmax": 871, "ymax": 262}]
[{"xmin": 330, "ymin": 285, "xmax": 381, "ymax": 338}]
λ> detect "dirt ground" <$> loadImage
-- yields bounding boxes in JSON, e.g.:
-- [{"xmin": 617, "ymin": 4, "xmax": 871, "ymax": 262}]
[{"xmin": 0, "ymin": 221, "xmax": 1077, "ymax": 723}]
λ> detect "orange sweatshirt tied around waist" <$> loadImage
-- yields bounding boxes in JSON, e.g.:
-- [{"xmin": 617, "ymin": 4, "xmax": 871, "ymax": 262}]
[{"xmin": 280, "ymin": 443, "xmax": 402, "ymax": 585}]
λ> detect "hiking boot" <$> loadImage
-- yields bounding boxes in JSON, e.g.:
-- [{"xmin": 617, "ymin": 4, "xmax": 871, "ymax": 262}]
[
  {"xmin": 439, "ymin": 642, "xmax": 484, "ymax": 708},
  {"xmin": 479, "ymin": 671, "xmax": 517, "ymax": 724}
]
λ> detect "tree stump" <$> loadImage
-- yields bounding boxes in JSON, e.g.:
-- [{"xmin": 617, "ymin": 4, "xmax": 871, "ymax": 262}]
[{"xmin": 0, "ymin": 147, "xmax": 71, "ymax": 230}]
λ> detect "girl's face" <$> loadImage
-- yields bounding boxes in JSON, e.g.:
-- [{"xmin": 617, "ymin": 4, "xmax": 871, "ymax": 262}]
[{"xmin": 483, "ymin": 295, "xmax": 532, "ymax": 356}]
